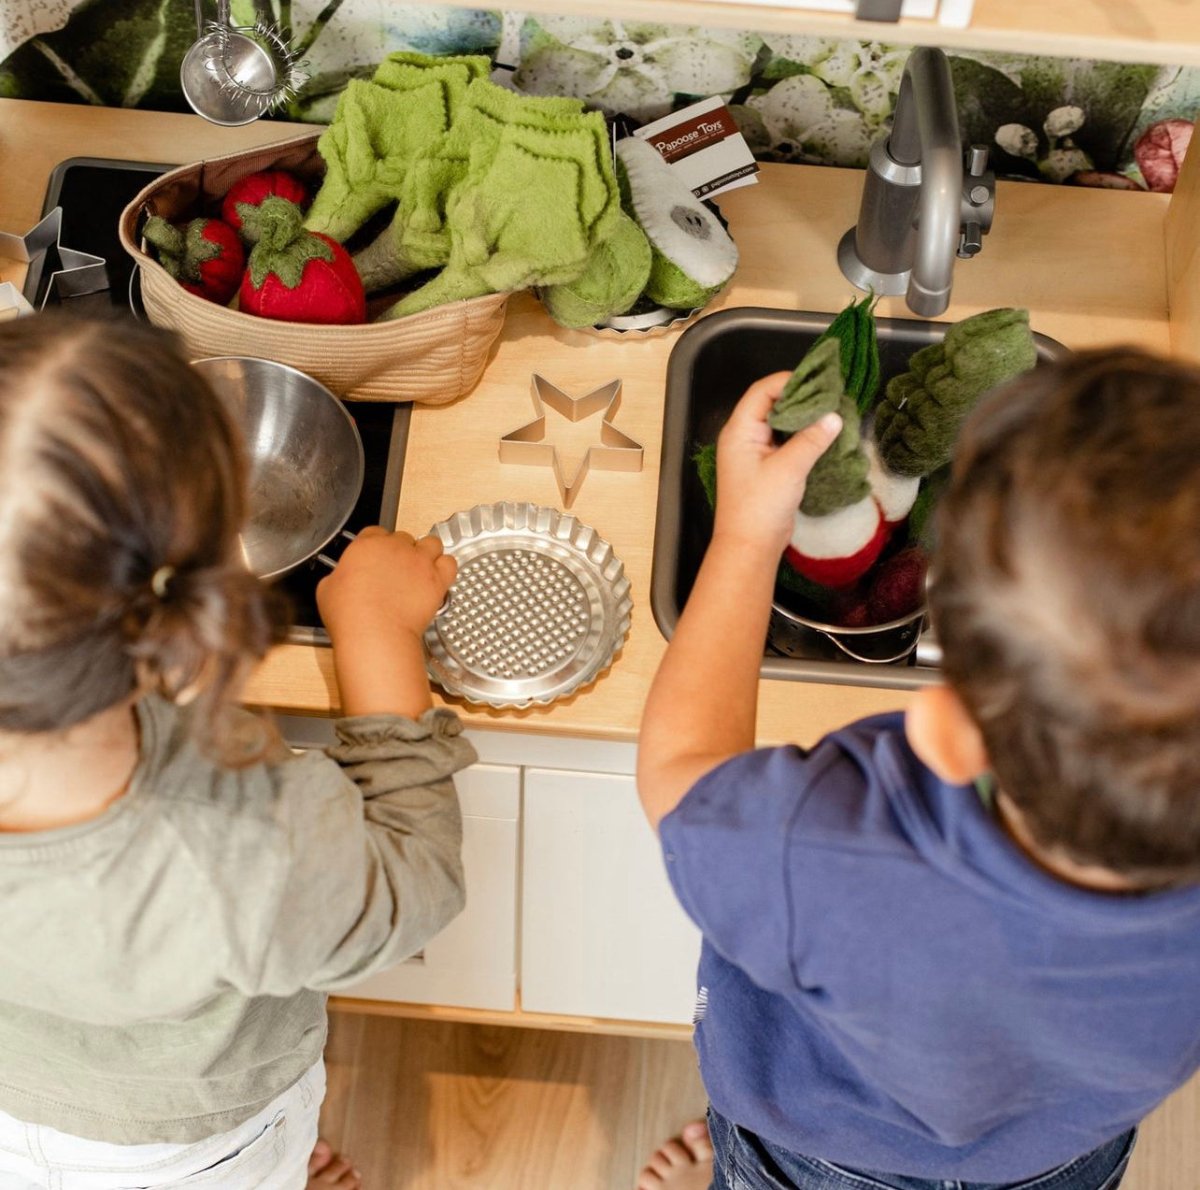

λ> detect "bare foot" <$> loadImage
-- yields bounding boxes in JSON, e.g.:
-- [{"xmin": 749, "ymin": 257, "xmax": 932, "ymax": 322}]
[
  {"xmin": 307, "ymin": 1138, "xmax": 362, "ymax": 1188},
  {"xmin": 636, "ymin": 1120, "xmax": 714, "ymax": 1190}
]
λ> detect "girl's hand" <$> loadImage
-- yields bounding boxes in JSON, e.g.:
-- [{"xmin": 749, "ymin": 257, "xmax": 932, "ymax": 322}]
[
  {"xmin": 317, "ymin": 528, "xmax": 457, "ymax": 719},
  {"xmin": 317, "ymin": 527, "xmax": 456, "ymax": 645},
  {"xmin": 713, "ymin": 372, "xmax": 843, "ymax": 556}
]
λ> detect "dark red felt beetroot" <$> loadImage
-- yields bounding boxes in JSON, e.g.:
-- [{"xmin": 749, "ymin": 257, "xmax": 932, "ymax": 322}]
[
  {"xmin": 239, "ymin": 196, "xmax": 366, "ymax": 325},
  {"xmin": 866, "ymin": 546, "xmax": 928, "ymax": 624},
  {"xmin": 142, "ymin": 215, "xmax": 245, "ymax": 305},
  {"xmin": 221, "ymin": 170, "xmax": 310, "ymax": 243}
]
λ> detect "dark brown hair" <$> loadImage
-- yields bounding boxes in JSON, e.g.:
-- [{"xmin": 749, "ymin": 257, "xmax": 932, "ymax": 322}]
[
  {"xmin": 929, "ymin": 347, "xmax": 1200, "ymax": 886},
  {"xmin": 0, "ymin": 311, "xmax": 288, "ymax": 757}
]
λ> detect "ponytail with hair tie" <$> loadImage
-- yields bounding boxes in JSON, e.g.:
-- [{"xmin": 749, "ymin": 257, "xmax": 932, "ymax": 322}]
[{"xmin": 150, "ymin": 565, "xmax": 176, "ymax": 600}]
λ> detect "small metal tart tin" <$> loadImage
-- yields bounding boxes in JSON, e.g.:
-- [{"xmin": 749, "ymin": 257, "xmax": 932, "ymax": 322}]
[{"xmin": 424, "ymin": 502, "xmax": 633, "ymax": 709}]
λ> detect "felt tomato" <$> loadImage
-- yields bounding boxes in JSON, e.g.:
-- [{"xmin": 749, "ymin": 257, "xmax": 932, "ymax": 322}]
[
  {"xmin": 239, "ymin": 196, "xmax": 366, "ymax": 325},
  {"xmin": 784, "ymin": 496, "xmax": 890, "ymax": 589},
  {"xmin": 221, "ymin": 170, "xmax": 310, "ymax": 243},
  {"xmin": 142, "ymin": 215, "xmax": 245, "ymax": 306}
]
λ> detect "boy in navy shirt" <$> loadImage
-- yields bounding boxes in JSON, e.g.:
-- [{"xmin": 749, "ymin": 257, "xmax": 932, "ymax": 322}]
[{"xmin": 635, "ymin": 349, "xmax": 1200, "ymax": 1190}]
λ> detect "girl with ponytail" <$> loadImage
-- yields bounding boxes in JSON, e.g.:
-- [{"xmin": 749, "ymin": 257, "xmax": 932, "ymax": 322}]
[{"xmin": 0, "ymin": 312, "xmax": 469, "ymax": 1189}]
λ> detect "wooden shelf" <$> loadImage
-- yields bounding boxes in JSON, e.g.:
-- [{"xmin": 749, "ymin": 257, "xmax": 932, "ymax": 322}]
[{"xmin": 462, "ymin": 0, "xmax": 1200, "ymax": 67}]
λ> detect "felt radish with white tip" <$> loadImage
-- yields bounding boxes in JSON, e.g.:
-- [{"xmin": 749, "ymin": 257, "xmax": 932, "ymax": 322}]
[
  {"xmin": 786, "ymin": 495, "xmax": 888, "ymax": 587},
  {"xmin": 769, "ymin": 337, "xmax": 893, "ymax": 587}
]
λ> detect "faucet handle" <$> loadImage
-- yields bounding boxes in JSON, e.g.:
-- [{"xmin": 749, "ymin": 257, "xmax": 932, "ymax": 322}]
[
  {"xmin": 959, "ymin": 144, "xmax": 995, "ymax": 260},
  {"xmin": 965, "ymin": 144, "xmax": 990, "ymax": 177}
]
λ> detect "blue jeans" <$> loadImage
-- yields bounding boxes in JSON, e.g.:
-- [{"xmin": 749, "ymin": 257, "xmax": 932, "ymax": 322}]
[{"xmin": 707, "ymin": 1108, "xmax": 1136, "ymax": 1190}]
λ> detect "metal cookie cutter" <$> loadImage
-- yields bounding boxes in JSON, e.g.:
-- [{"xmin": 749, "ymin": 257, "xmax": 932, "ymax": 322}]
[
  {"xmin": 498, "ymin": 374, "xmax": 644, "ymax": 509},
  {"xmin": 0, "ymin": 208, "xmax": 109, "ymax": 314}
]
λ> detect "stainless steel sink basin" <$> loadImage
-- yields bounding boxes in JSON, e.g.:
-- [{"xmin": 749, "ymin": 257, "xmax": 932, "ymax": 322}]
[{"xmin": 651, "ymin": 306, "xmax": 1070, "ymax": 690}]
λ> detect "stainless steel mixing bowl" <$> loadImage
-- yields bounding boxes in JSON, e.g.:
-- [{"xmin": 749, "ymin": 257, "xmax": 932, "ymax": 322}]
[{"xmin": 191, "ymin": 356, "xmax": 364, "ymax": 580}]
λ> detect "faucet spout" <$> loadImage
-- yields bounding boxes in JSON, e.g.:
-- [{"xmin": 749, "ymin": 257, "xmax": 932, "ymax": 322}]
[{"xmin": 837, "ymin": 46, "xmax": 977, "ymax": 318}]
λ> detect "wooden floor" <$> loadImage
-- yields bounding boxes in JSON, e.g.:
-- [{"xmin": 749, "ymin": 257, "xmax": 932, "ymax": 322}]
[{"xmin": 320, "ymin": 1011, "xmax": 1198, "ymax": 1189}]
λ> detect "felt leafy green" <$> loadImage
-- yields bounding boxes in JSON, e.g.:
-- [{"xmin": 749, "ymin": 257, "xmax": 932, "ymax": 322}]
[
  {"xmin": 694, "ymin": 441, "xmax": 718, "ymax": 509},
  {"xmin": 767, "ymin": 337, "xmax": 871, "ymax": 516},
  {"xmin": 304, "ymin": 78, "xmax": 450, "ymax": 243},
  {"xmin": 357, "ymin": 83, "xmax": 620, "ymax": 318},
  {"xmin": 353, "ymin": 83, "xmax": 604, "ymax": 292},
  {"xmin": 812, "ymin": 294, "xmax": 881, "ymax": 414},
  {"xmin": 907, "ymin": 463, "xmax": 951, "ymax": 550},
  {"xmin": 382, "ymin": 137, "xmax": 604, "ymax": 317},
  {"xmin": 304, "ymin": 54, "xmax": 491, "ymax": 244},
  {"xmin": 768, "ymin": 337, "xmax": 845, "ymax": 433},
  {"xmin": 873, "ymin": 307, "xmax": 1038, "ymax": 478}
]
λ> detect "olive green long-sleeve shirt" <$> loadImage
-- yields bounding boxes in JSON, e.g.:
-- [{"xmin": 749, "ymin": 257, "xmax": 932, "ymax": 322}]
[{"xmin": 0, "ymin": 696, "xmax": 472, "ymax": 1143}]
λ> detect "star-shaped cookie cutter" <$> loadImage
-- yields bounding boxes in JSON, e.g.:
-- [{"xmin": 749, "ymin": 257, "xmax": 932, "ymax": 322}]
[
  {"xmin": 0, "ymin": 207, "xmax": 109, "ymax": 315},
  {"xmin": 499, "ymin": 375, "xmax": 644, "ymax": 509}
]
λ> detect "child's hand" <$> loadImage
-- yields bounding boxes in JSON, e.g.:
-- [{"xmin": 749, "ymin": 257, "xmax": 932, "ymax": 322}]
[
  {"xmin": 713, "ymin": 372, "xmax": 843, "ymax": 556},
  {"xmin": 317, "ymin": 527, "xmax": 456, "ymax": 643},
  {"xmin": 317, "ymin": 528, "xmax": 457, "ymax": 719}
]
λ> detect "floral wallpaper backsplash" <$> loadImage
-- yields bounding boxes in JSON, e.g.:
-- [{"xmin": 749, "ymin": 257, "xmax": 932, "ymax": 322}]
[{"xmin": 1, "ymin": 1, "xmax": 1195, "ymax": 192}]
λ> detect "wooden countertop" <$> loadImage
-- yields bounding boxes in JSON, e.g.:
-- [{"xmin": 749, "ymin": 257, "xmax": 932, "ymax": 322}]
[{"xmin": 0, "ymin": 100, "xmax": 1176, "ymax": 746}]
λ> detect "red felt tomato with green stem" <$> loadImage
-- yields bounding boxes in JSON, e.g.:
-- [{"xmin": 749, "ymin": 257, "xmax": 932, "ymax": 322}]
[
  {"xmin": 221, "ymin": 169, "xmax": 310, "ymax": 243},
  {"xmin": 142, "ymin": 215, "xmax": 245, "ymax": 306},
  {"xmin": 239, "ymin": 196, "xmax": 366, "ymax": 325}
]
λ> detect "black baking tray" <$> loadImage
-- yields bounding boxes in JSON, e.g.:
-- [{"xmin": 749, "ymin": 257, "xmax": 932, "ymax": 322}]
[{"xmin": 27, "ymin": 156, "xmax": 171, "ymax": 312}]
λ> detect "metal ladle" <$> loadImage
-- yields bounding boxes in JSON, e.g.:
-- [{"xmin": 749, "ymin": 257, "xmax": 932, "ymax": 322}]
[{"xmin": 180, "ymin": 0, "xmax": 300, "ymax": 126}]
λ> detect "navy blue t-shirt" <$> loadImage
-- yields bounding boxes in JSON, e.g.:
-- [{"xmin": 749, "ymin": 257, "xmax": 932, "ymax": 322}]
[{"xmin": 659, "ymin": 713, "xmax": 1200, "ymax": 1182}]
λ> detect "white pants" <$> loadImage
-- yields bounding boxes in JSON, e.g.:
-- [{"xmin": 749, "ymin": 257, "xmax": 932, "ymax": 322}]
[{"xmin": 0, "ymin": 1062, "xmax": 324, "ymax": 1190}]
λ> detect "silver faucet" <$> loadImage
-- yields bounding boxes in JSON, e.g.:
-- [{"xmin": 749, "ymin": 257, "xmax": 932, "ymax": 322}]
[{"xmin": 837, "ymin": 46, "xmax": 994, "ymax": 317}]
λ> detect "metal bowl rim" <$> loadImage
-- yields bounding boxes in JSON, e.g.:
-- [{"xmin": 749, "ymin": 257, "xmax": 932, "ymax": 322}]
[
  {"xmin": 770, "ymin": 595, "xmax": 926, "ymax": 638},
  {"xmin": 191, "ymin": 355, "xmax": 365, "ymax": 580}
]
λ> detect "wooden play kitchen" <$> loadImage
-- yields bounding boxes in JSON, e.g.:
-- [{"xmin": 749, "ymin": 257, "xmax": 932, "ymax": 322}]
[{"xmin": 1, "ymin": 5, "xmax": 1197, "ymax": 1036}]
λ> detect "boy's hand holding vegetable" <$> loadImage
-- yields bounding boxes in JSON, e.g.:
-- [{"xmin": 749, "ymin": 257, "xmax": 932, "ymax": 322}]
[
  {"xmin": 713, "ymin": 372, "xmax": 844, "ymax": 556},
  {"xmin": 317, "ymin": 527, "xmax": 457, "ymax": 720},
  {"xmin": 638, "ymin": 377, "xmax": 842, "ymax": 828}
]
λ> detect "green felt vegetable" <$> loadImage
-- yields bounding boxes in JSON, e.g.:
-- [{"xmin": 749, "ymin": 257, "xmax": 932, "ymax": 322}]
[
  {"xmin": 304, "ymin": 54, "xmax": 491, "ymax": 245},
  {"xmin": 766, "ymin": 336, "xmax": 870, "ymax": 516},
  {"xmin": 304, "ymin": 79, "xmax": 450, "ymax": 244},
  {"xmin": 348, "ymin": 79, "xmax": 619, "ymax": 316},
  {"xmin": 814, "ymin": 295, "xmax": 881, "ymax": 414},
  {"xmin": 799, "ymin": 393, "xmax": 871, "ymax": 516},
  {"xmin": 907, "ymin": 463, "xmax": 950, "ymax": 550},
  {"xmin": 768, "ymin": 337, "xmax": 844, "ymax": 434},
  {"xmin": 355, "ymin": 83, "xmax": 604, "ymax": 292},
  {"xmin": 615, "ymin": 136, "xmax": 737, "ymax": 311},
  {"xmin": 381, "ymin": 120, "xmax": 619, "ymax": 318},
  {"xmin": 873, "ymin": 307, "xmax": 1038, "ymax": 478},
  {"xmin": 542, "ymin": 211, "xmax": 652, "ymax": 328},
  {"xmin": 694, "ymin": 441, "xmax": 718, "ymax": 508}
]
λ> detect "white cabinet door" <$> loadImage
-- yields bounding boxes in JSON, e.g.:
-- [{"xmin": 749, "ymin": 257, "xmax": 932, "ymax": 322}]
[
  {"xmin": 344, "ymin": 763, "xmax": 520, "ymax": 1011},
  {"xmin": 521, "ymin": 768, "xmax": 701, "ymax": 1024}
]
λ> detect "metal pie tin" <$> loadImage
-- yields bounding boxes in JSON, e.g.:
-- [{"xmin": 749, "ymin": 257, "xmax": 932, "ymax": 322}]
[{"xmin": 424, "ymin": 502, "xmax": 633, "ymax": 709}]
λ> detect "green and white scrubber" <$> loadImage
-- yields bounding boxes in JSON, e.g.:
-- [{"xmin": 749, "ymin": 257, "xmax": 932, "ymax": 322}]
[{"xmin": 614, "ymin": 135, "xmax": 738, "ymax": 311}]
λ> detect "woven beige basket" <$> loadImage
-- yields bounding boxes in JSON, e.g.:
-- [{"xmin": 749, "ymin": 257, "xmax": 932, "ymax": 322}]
[{"xmin": 117, "ymin": 132, "xmax": 508, "ymax": 405}]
